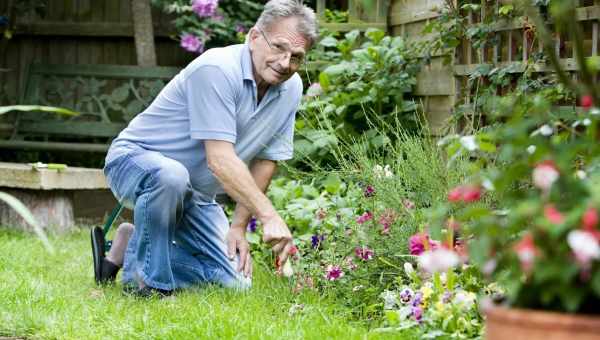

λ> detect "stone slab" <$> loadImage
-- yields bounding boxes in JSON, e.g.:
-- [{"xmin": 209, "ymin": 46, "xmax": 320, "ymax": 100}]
[{"xmin": 0, "ymin": 162, "xmax": 108, "ymax": 190}]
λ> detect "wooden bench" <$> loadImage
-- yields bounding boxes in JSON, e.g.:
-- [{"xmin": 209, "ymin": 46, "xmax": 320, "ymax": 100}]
[
  {"xmin": 0, "ymin": 63, "xmax": 180, "ymax": 231},
  {"xmin": 0, "ymin": 63, "xmax": 180, "ymax": 152}
]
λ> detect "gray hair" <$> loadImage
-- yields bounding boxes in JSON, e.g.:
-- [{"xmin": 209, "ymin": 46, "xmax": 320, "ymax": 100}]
[{"xmin": 256, "ymin": 0, "xmax": 318, "ymax": 47}]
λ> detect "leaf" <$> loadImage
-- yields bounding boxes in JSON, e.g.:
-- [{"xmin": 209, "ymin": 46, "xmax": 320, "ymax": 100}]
[
  {"xmin": 318, "ymin": 72, "xmax": 330, "ymax": 91},
  {"xmin": 592, "ymin": 270, "xmax": 600, "ymax": 296},
  {"xmin": 322, "ymin": 173, "xmax": 342, "ymax": 194},
  {"xmin": 246, "ymin": 232, "xmax": 260, "ymax": 244},
  {"xmin": 365, "ymin": 28, "xmax": 385, "ymax": 44},
  {"xmin": 319, "ymin": 36, "xmax": 338, "ymax": 47},
  {"xmin": 0, "ymin": 105, "xmax": 78, "ymax": 116},
  {"xmin": 498, "ymin": 5, "xmax": 514, "ymax": 16},
  {"xmin": 110, "ymin": 84, "xmax": 130, "ymax": 103},
  {"xmin": 0, "ymin": 192, "xmax": 54, "ymax": 253}
]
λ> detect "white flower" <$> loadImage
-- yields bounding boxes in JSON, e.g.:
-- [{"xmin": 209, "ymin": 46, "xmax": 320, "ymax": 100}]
[
  {"xmin": 539, "ymin": 124, "xmax": 554, "ymax": 136},
  {"xmin": 577, "ymin": 170, "xmax": 587, "ymax": 180},
  {"xmin": 383, "ymin": 165, "xmax": 393, "ymax": 178},
  {"xmin": 482, "ymin": 178, "xmax": 495, "ymax": 191},
  {"xmin": 380, "ymin": 290, "xmax": 399, "ymax": 310},
  {"xmin": 584, "ymin": 118, "xmax": 592, "ymax": 126},
  {"xmin": 418, "ymin": 248, "xmax": 460, "ymax": 273},
  {"xmin": 460, "ymin": 135, "xmax": 478, "ymax": 151},
  {"xmin": 352, "ymin": 285, "xmax": 365, "ymax": 292},
  {"xmin": 567, "ymin": 230, "xmax": 600, "ymax": 264},
  {"xmin": 532, "ymin": 162, "xmax": 559, "ymax": 191},
  {"xmin": 482, "ymin": 259, "xmax": 497, "ymax": 275},
  {"xmin": 454, "ymin": 291, "xmax": 476, "ymax": 310},
  {"xmin": 526, "ymin": 145, "xmax": 537, "ymax": 154},
  {"xmin": 591, "ymin": 108, "xmax": 600, "ymax": 115},
  {"xmin": 403, "ymin": 262, "xmax": 414, "ymax": 276},
  {"xmin": 282, "ymin": 260, "xmax": 294, "ymax": 277}
]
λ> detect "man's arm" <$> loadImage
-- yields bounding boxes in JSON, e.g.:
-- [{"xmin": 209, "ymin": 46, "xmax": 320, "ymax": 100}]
[
  {"xmin": 205, "ymin": 140, "xmax": 293, "ymax": 263},
  {"xmin": 230, "ymin": 158, "xmax": 277, "ymax": 230}
]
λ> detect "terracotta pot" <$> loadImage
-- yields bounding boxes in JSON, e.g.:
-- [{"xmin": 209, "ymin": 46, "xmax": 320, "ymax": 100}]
[{"xmin": 485, "ymin": 306, "xmax": 600, "ymax": 340}]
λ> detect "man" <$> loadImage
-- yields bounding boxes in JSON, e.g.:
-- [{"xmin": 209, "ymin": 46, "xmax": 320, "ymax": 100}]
[{"xmin": 92, "ymin": 0, "xmax": 317, "ymax": 296}]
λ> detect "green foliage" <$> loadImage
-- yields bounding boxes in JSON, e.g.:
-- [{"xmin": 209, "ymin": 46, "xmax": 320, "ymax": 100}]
[
  {"xmin": 151, "ymin": 0, "xmax": 263, "ymax": 52},
  {"xmin": 297, "ymin": 29, "xmax": 423, "ymax": 168},
  {"xmin": 0, "ymin": 192, "xmax": 53, "ymax": 253}
]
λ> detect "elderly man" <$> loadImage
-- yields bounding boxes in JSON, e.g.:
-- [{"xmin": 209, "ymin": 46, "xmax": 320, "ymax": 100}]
[{"xmin": 92, "ymin": 0, "xmax": 317, "ymax": 296}]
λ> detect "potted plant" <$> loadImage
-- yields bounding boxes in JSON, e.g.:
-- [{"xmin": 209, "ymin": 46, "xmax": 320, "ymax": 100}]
[{"xmin": 426, "ymin": 2, "xmax": 600, "ymax": 339}]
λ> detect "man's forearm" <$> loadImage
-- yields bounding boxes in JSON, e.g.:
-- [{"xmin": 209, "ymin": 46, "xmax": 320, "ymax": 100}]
[
  {"xmin": 230, "ymin": 159, "xmax": 277, "ymax": 229},
  {"xmin": 207, "ymin": 148, "xmax": 278, "ymax": 223}
]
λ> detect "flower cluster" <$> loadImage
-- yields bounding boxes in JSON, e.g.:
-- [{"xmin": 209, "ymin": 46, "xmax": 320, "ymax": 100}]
[{"xmin": 191, "ymin": 0, "xmax": 218, "ymax": 17}]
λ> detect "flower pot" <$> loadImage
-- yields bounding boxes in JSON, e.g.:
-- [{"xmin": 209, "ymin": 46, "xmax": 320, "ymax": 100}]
[{"xmin": 485, "ymin": 306, "xmax": 600, "ymax": 340}]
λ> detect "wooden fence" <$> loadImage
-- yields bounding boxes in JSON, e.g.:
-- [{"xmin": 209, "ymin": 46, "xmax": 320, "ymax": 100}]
[
  {"xmin": 0, "ymin": 0, "xmax": 194, "ymax": 105},
  {"xmin": 389, "ymin": 0, "xmax": 600, "ymax": 133}
]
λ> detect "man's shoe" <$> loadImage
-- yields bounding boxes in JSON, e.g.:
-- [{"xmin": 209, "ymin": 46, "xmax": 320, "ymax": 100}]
[
  {"xmin": 123, "ymin": 284, "xmax": 173, "ymax": 298},
  {"xmin": 91, "ymin": 226, "xmax": 119, "ymax": 284}
]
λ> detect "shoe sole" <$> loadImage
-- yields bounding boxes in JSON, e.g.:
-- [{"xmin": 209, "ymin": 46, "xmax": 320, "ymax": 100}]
[{"xmin": 91, "ymin": 226, "xmax": 105, "ymax": 284}]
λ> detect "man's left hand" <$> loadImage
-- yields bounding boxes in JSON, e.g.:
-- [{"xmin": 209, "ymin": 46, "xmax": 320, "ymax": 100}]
[{"xmin": 226, "ymin": 226, "xmax": 252, "ymax": 278}]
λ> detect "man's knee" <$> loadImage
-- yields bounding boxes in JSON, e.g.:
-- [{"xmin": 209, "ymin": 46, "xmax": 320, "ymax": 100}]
[{"xmin": 152, "ymin": 162, "xmax": 191, "ymax": 197}]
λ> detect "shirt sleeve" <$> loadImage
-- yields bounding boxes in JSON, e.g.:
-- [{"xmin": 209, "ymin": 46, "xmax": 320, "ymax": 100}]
[
  {"xmin": 256, "ymin": 109, "xmax": 296, "ymax": 161},
  {"xmin": 186, "ymin": 65, "xmax": 238, "ymax": 143}
]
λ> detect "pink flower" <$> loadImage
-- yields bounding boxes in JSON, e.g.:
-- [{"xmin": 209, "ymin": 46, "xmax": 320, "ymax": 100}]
[
  {"xmin": 378, "ymin": 209, "xmax": 397, "ymax": 234},
  {"xmin": 325, "ymin": 265, "xmax": 344, "ymax": 281},
  {"xmin": 417, "ymin": 248, "xmax": 460, "ymax": 273},
  {"xmin": 180, "ymin": 33, "xmax": 204, "ymax": 53},
  {"xmin": 582, "ymin": 207, "xmax": 599, "ymax": 231},
  {"xmin": 448, "ymin": 185, "xmax": 482, "ymax": 203},
  {"xmin": 356, "ymin": 211, "xmax": 373, "ymax": 224},
  {"xmin": 532, "ymin": 160, "xmax": 559, "ymax": 192},
  {"xmin": 544, "ymin": 204, "xmax": 565, "ymax": 224},
  {"xmin": 513, "ymin": 233, "xmax": 539, "ymax": 274},
  {"xmin": 344, "ymin": 257, "xmax": 358, "ymax": 271},
  {"xmin": 306, "ymin": 82, "xmax": 323, "ymax": 97},
  {"xmin": 191, "ymin": 0, "xmax": 218, "ymax": 17},
  {"xmin": 355, "ymin": 246, "xmax": 374, "ymax": 261},
  {"xmin": 403, "ymin": 199, "xmax": 416, "ymax": 210},
  {"xmin": 581, "ymin": 95, "xmax": 594, "ymax": 109},
  {"xmin": 364, "ymin": 185, "xmax": 376, "ymax": 197},
  {"xmin": 567, "ymin": 230, "xmax": 600, "ymax": 266},
  {"xmin": 409, "ymin": 232, "xmax": 440, "ymax": 256}
]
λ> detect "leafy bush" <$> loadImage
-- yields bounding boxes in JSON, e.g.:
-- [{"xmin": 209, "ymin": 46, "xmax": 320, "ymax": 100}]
[{"xmin": 295, "ymin": 29, "xmax": 424, "ymax": 168}]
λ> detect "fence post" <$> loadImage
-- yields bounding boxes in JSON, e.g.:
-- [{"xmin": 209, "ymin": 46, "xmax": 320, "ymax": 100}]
[{"xmin": 131, "ymin": 0, "xmax": 157, "ymax": 66}]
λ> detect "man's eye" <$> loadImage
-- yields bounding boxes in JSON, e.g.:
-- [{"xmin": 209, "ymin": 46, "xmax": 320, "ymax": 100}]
[{"xmin": 273, "ymin": 44, "xmax": 286, "ymax": 53}]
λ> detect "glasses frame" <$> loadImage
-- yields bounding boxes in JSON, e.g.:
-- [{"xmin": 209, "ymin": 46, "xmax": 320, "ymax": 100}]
[{"xmin": 257, "ymin": 29, "xmax": 305, "ymax": 68}]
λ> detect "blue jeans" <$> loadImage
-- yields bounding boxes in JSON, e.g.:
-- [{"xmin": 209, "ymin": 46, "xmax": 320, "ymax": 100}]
[{"xmin": 103, "ymin": 142, "xmax": 251, "ymax": 291}]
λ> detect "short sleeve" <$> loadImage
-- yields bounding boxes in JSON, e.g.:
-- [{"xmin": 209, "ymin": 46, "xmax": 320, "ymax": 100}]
[
  {"xmin": 256, "ymin": 110, "xmax": 296, "ymax": 161},
  {"xmin": 186, "ymin": 65, "xmax": 238, "ymax": 143}
]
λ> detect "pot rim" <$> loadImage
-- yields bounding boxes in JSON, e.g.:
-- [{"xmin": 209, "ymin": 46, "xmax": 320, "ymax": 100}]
[{"xmin": 486, "ymin": 305, "xmax": 600, "ymax": 333}]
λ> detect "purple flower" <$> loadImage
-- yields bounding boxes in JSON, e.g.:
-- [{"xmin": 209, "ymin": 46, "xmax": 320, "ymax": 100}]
[
  {"xmin": 412, "ymin": 292, "xmax": 423, "ymax": 307},
  {"xmin": 442, "ymin": 290, "xmax": 453, "ymax": 303},
  {"xmin": 180, "ymin": 33, "xmax": 204, "ymax": 53},
  {"xmin": 356, "ymin": 211, "xmax": 373, "ymax": 224},
  {"xmin": 234, "ymin": 23, "xmax": 247, "ymax": 33},
  {"xmin": 246, "ymin": 217, "xmax": 257, "ymax": 233},
  {"xmin": 306, "ymin": 83, "xmax": 323, "ymax": 97},
  {"xmin": 191, "ymin": 0, "xmax": 219, "ymax": 17},
  {"xmin": 325, "ymin": 265, "xmax": 344, "ymax": 281},
  {"xmin": 212, "ymin": 14, "xmax": 224, "ymax": 22},
  {"xmin": 355, "ymin": 246, "xmax": 374, "ymax": 261},
  {"xmin": 411, "ymin": 306, "xmax": 423, "ymax": 322},
  {"xmin": 409, "ymin": 232, "xmax": 440, "ymax": 256},
  {"xmin": 364, "ymin": 185, "xmax": 376, "ymax": 197},
  {"xmin": 399, "ymin": 288, "xmax": 414, "ymax": 304},
  {"xmin": 311, "ymin": 234, "xmax": 325, "ymax": 249}
]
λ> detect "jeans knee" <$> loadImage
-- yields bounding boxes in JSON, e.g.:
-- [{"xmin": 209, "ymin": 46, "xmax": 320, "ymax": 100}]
[{"xmin": 152, "ymin": 163, "xmax": 191, "ymax": 198}]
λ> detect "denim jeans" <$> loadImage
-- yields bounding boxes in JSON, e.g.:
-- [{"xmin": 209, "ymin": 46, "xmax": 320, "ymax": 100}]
[{"xmin": 103, "ymin": 141, "xmax": 251, "ymax": 291}]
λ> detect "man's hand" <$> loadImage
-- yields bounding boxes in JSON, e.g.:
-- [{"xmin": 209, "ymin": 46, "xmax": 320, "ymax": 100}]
[
  {"xmin": 226, "ymin": 226, "xmax": 252, "ymax": 278},
  {"xmin": 262, "ymin": 214, "xmax": 294, "ymax": 265}
]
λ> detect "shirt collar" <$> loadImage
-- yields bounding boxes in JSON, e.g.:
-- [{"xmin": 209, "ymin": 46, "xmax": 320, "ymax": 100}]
[{"xmin": 241, "ymin": 43, "xmax": 289, "ymax": 93}]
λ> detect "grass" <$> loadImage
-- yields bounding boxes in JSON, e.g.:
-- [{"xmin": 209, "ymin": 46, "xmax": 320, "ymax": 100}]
[{"xmin": 0, "ymin": 228, "xmax": 421, "ymax": 340}]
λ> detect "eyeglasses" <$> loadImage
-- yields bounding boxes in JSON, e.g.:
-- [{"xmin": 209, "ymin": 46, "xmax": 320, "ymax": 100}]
[{"xmin": 258, "ymin": 29, "xmax": 305, "ymax": 67}]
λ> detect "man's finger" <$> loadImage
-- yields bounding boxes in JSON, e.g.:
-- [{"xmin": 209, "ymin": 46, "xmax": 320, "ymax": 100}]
[
  {"xmin": 237, "ymin": 244, "xmax": 248, "ymax": 272},
  {"xmin": 244, "ymin": 253, "xmax": 252, "ymax": 277},
  {"xmin": 271, "ymin": 239, "xmax": 287, "ymax": 254},
  {"xmin": 226, "ymin": 236, "xmax": 236, "ymax": 261},
  {"xmin": 278, "ymin": 241, "xmax": 294, "ymax": 265}
]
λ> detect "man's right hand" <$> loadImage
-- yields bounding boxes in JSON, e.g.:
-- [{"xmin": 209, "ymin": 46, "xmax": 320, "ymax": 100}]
[{"xmin": 261, "ymin": 214, "xmax": 294, "ymax": 265}]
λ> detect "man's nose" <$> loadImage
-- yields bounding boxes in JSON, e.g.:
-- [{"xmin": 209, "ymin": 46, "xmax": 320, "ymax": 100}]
[{"xmin": 277, "ymin": 53, "xmax": 291, "ymax": 70}]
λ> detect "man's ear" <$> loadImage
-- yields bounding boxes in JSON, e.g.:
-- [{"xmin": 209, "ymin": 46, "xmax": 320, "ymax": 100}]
[{"xmin": 247, "ymin": 27, "xmax": 259, "ymax": 51}]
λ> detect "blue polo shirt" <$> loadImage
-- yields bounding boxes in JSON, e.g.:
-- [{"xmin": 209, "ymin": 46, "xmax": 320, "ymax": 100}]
[{"xmin": 110, "ymin": 43, "xmax": 302, "ymax": 199}]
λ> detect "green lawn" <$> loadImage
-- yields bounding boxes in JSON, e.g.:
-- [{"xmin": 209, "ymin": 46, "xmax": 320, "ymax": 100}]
[{"xmin": 0, "ymin": 229, "xmax": 417, "ymax": 339}]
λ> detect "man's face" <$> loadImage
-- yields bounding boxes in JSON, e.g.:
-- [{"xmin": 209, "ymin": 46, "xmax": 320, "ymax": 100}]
[{"xmin": 248, "ymin": 17, "xmax": 310, "ymax": 86}]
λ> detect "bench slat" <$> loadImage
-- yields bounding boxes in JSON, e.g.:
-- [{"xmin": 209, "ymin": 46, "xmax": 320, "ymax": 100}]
[
  {"xmin": 29, "ymin": 63, "xmax": 181, "ymax": 80},
  {"xmin": 0, "ymin": 140, "xmax": 109, "ymax": 152},
  {"xmin": 16, "ymin": 121, "xmax": 127, "ymax": 138}
]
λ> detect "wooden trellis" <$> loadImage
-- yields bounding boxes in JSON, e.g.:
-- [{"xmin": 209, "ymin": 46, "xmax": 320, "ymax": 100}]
[
  {"xmin": 316, "ymin": 0, "xmax": 389, "ymax": 31},
  {"xmin": 389, "ymin": 0, "xmax": 600, "ymax": 134}
]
